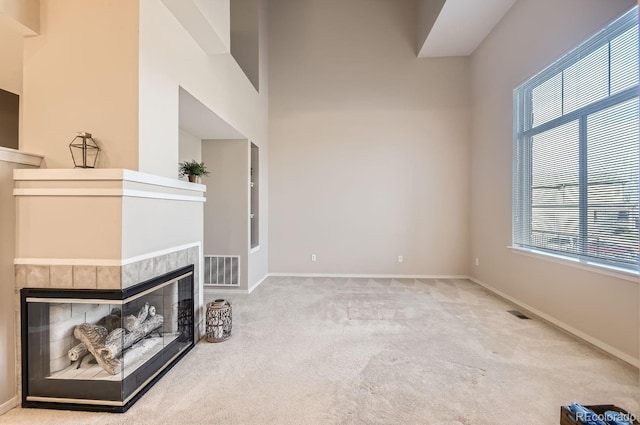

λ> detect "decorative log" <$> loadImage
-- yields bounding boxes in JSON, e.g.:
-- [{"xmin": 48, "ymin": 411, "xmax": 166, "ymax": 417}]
[
  {"xmin": 100, "ymin": 314, "xmax": 164, "ymax": 361},
  {"xmin": 68, "ymin": 344, "xmax": 99, "ymax": 368},
  {"xmin": 102, "ymin": 308, "xmax": 123, "ymax": 333},
  {"xmin": 137, "ymin": 302, "xmax": 150, "ymax": 322},
  {"xmin": 101, "ymin": 328, "xmax": 126, "ymax": 361},
  {"xmin": 69, "ymin": 305, "xmax": 130, "ymax": 361},
  {"xmin": 122, "ymin": 315, "xmax": 137, "ymax": 332},
  {"xmin": 68, "ymin": 343, "xmax": 88, "ymax": 362},
  {"xmin": 139, "ymin": 313, "xmax": 163, "ymax": 335},
  {"xmin": 73, "ymin": 324, "xmax": 121, "ymax": 375},
  {"xmin": 115, "ymin": 339, "xmax": 156, "ymax": 368},
  {"xmin": 123, "ymin": 302, "xmax": 150, "ymax": 332},
  {"xmin": 72, "ymin": 306, "xmax": 163, "ymax": 376},
  {"xmin": 68, "ymin": 305, "xmax": 135, "ymax": 361}
]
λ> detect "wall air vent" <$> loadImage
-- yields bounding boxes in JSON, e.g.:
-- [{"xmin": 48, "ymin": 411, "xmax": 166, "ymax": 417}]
[{"xmin": 204, "ymin": 255, "xmax": 240, "ymax": 286}]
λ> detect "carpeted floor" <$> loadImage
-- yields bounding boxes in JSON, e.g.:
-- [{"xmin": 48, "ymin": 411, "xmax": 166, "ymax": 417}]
[{"xmin": 1, "ymin": 277, "xmax": 638, "ymax": 424}]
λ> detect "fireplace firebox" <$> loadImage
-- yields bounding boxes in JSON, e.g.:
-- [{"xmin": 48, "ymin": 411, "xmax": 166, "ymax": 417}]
[{"xmin": 21, "ymin": 265, "xmax": 195, "ymax": 412}]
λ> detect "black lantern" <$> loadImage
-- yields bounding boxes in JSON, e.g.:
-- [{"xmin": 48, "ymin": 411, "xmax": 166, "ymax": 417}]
[{"xmin": 69, "ymin": 132, "xmax": 100, "ymax": 168}]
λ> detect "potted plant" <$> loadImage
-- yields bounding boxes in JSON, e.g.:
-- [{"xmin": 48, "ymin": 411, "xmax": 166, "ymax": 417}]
[{"xmin": 179, "ymin": 160, "xmax": 210, "ymax": 183}]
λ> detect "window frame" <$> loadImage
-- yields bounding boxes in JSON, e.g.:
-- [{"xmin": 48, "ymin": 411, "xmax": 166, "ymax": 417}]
[{"xmin": 512, "ymin": 7, "xmax": 639, "ymax": 272}]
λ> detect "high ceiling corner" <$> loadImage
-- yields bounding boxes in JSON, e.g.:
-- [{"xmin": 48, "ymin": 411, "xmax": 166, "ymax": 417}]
[
  {"xmin": 0, "ymin": 0, "xmax": 40, "ymax": 36},
  {"xmin": 161, "ymin": 0, "xmax": 230, "ymax": 55},
  {"xmin": 418, "ymin": 0, "xmax": 517, "ymax": 58}
]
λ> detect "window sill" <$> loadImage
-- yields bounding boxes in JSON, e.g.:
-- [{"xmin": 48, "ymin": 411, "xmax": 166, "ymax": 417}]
[
  {"xmin": 250, "ymin": 245, "xmax": 260, "ymax": 254},
  {"xmin": 508, "ymin": 246, "xmax": 639, "ymax": 283}
]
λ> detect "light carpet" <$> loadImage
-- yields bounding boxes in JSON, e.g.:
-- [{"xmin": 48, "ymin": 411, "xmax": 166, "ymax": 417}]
[{"xmin": 1, "ymin": 276, "xmax": 638, "ymax": 424}]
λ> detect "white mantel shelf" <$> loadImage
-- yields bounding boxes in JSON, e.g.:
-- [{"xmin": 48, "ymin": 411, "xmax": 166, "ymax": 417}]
[{"xmin": 13, "ymin": 168, "xmax": 206, "ymax": 193}]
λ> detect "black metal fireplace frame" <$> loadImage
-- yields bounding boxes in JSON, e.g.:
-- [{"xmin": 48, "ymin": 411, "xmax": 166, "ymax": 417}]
[{"xmin": 20, "ymin": 264, "xmax": 195, "ymax": 413}]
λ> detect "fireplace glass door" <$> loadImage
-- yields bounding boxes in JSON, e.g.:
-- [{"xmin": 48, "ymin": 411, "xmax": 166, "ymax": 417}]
[{"xmin": 21, "ymin": 265, "xmax": 194, "ymax": 412}]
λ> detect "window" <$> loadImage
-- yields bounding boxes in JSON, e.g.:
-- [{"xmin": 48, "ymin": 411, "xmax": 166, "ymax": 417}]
[{"xmin": 513, "ymin": 7, "xmax": 639, "ymax": 272}]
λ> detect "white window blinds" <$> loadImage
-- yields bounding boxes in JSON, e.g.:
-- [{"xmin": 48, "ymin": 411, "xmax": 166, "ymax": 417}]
[{"xmin": 513, "ymin": 7, "xmax": 639, "ymax": 271}]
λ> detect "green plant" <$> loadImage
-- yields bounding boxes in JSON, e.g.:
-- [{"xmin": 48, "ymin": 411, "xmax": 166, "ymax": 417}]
[{"xmin": 179, "ymin": 160, "xmax": 210, "ymax": 178}]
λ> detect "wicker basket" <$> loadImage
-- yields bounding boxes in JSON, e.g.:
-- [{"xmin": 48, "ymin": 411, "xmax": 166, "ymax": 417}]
[{"xmin": 205, "ymin": 299, "xmax": 232, "ymax": 343}]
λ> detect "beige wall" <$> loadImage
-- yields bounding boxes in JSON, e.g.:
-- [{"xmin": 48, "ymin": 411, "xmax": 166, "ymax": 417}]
[
  {"xmin": 0, "ymin": 158, "xmax": 39, "ymax": 412},
  {"xmin": 268, "ymin": 0, "xmax": 470, "ymax": 276},
  {"xmin": 469, "ymin": 0, "xmax": 638, "ymax": 362},
  {"xmin": 22, "ymin": 0, "xmax": 139, "ymax": 169},
  {"xmin": 139, "ymin": 0, "xmax": 269, "ymax": 288},
  {"xmin": 179, "ymin": 128, "xmax": 202, "ymax": 165},
  {"xmin": 0, "ymin": 163, "xmax": 16, "ymax": 409},
  {"xmin": 201, "ymin": 139, "xmax": 249, "ymax": 289},
  {"xmin": 0, "ymin": 0, "xmax": 39, "ymax": 34},
  {"xmin": 0, "ymin": 10, "xmax": 35, "ymax": 410},
  {"xmin": 15, "ymin": 196, "xmax": 123, "ymax": 259}
]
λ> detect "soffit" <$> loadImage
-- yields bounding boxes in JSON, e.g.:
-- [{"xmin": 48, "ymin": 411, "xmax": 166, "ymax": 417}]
[{"xmin": 418, "ymin": 0, "xmax": 517, "ymax": 57}]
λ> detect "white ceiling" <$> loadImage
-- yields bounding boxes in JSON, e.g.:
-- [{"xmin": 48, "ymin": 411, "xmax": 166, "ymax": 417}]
[
  {"xmin": 161, "ymin": 0, "xmax": 230, "ymax": 55},
  {"xmin": 177, "ymin": 0, "xmax": 517, "ymax": 139},
  {"xmin": 418, "ymin": 0, "xmax": 517, "ymax": 57},
  {"xmin": 179, "ymin": 88, "xmax": 245, "ymax": 140}
]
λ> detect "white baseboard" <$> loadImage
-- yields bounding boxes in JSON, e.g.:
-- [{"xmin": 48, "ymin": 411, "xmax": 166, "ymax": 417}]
[
  {"xmin": 204, "ymin": 272, "xmax": 462, "ymax": 294},
  {"xmin": 0, "ymin": 396, "xmax": 17, "ymax": 416},
  {"xmin": 268, "ymin": 273, "xmax": 468, "ymax": 279},
  {"xmin": 467, "ymin": 276, "xmax": 639, "ymax": 369},
  {"xmin": 207, "ymin": 273, "xmax": 467, "ymax": 296},
  {"xmin": 203, "ymin": 286, "xmax": 246, "ymax": 294},
  {"xmin": 248, "ymin": 274, "xmax": 268, "ymax": 294},
  {"xmin": 203, "ymin": 273, "xmax": 269, "ymax": 295}
]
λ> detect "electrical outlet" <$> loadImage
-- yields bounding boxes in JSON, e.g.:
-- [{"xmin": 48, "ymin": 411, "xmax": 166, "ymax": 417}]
[
  {"xmin": 311, "ymin": 254, "xmax": 317, "ymax": 262},
  {"xmin": 475, "ymin": 258, "xmax": 479, "ymax": 266},
  {"xmin": 398, "ymin": 255, "xmax": 403, "ymax": 263}
]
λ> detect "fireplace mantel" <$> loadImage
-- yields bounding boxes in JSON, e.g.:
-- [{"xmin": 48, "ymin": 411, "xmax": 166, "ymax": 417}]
[
  {"xmin": 13, "ymin": 168, "xmax": 205, "ymax": 199},
  {"xmin": 13, "ymin": 168, "xmax": 206, "ymax": 404},
  {"xmin": 13, "ymin": 167, "xmax": 205, "ymax": 187},
  {"xmin": 13, "ymin": 168, "xmax": 205, "ymax": 269}
]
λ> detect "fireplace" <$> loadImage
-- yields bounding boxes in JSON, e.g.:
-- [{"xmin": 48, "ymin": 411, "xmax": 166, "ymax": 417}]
[
  {"xmin": 20, "ymin": 265, "xmax": 195, "ymax": 413},
  {"xmin": 14, "ymin": 169, "xmax": 205, "ymax": 412}
]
